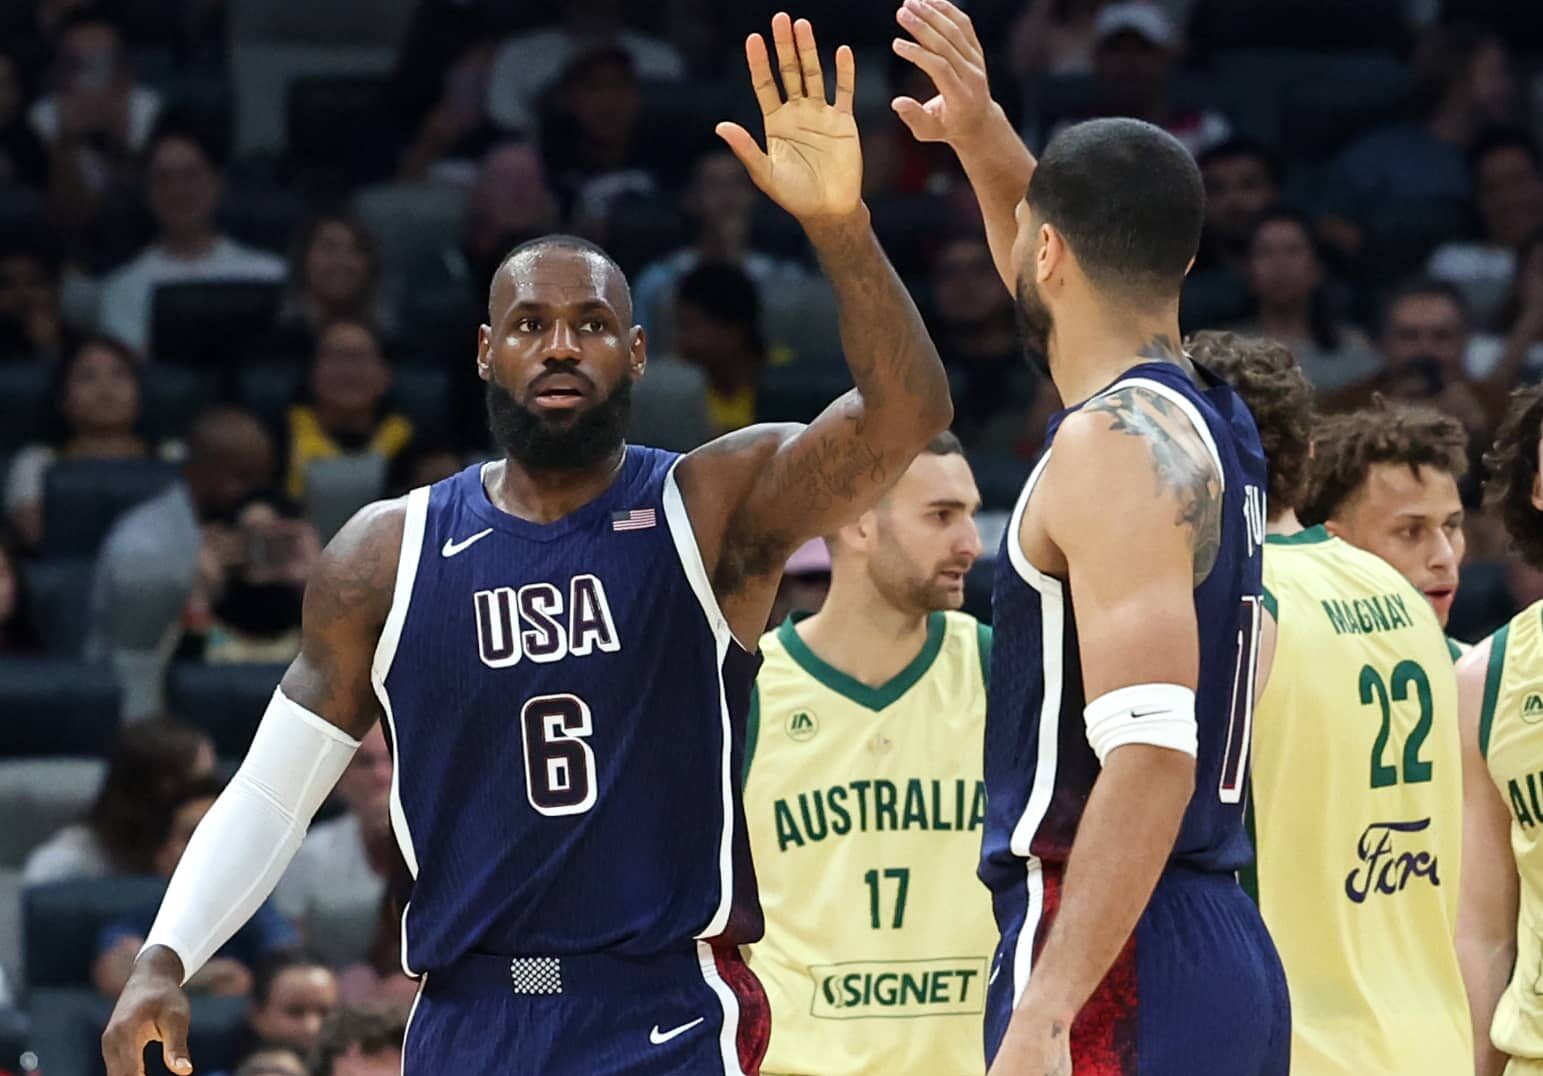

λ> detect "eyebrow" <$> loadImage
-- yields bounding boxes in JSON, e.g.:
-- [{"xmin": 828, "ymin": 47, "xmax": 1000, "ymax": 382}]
[{"xmin": 927, "ymin": 498, "xmax": 976, "ymax": 511}]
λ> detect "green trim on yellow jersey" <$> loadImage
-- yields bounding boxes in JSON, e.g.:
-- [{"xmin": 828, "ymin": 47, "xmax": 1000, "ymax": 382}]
[
  {"xmin": 776, "ymin": 611, "xmax": 948, "ymax": 711},
  {"xmin": 1265, "ymin": 524, "xmax": 1331, "ymax": 546},
  {"xmin": 1447, "ymin": 637, "xmax": 1464, "ymax": 662},
  {"xmin": 1261, "ymin": 585, "xmax": 1278, "ymax": 621},
  {"xmin": 1481, "ymin": 622, "xmax": 1511, "ymax": 759},
  {"xmin": 976, "ymin": 622, "xmax": 993, "ymax": 691}
]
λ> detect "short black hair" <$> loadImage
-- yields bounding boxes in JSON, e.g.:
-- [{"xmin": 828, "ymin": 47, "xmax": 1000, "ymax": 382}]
[
  {"xmin": 1468, "ymin": 124, "xmax": 1541, "ymax": 175},
  {"xmin": 145, "ymin": 119, "xmax": 225, "ymax": 172},
  {"xmin": 1197, "ymin": 135, "xmax": 1283, "ymax": 186},
  {"xmin": 1026, "ymin": 117, "xmax": 1204, "ymax": 304},
  {"xmin": 1380, "ymin": 275, "xmax": 1470, "ymax": 334},
  {"xmin": 252, "ymin": 948, "xmax": 331, "ymax": 1008},
  {"xmin": 1484, "ymin": 383, "xmax": 1543, "ymax": 569},
  {"xmin": 492, "ymin": 233, "xmax": 631, "ymax": 321},
  {"xmin": 925, "ymin": 430, "xmax": 965, "ymax": 457}
]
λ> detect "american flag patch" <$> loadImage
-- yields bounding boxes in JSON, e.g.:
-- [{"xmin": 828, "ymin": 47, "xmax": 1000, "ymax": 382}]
[{"xmin": 611, "ymin": 508, "xmax": 656, "ymax": 532}]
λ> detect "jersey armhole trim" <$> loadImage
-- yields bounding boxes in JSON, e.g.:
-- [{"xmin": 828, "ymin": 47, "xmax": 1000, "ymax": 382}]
[
  {"xmin": 976, "ymin": 621, "xmax": 993, "ymax": 693},
  {"xmin": 1109, "ymin": 376, "xmax": 1226, "ymax": 495},
  {"xmin": 1238, "ymin": 782, "xmax": 1259, "ymax": 904},
  {"xmin": 370, "ymin": 486, "xmax": 430, "ymax": 684},
  {"xmin": 743, "ymin": 683, "xmax": 760, "ymax": 786},
  {"xmin": 1480, "ymin": 622, "xmax": 1510, "ymax": 759},
  {"xmin": 1260, "ymin": 585, "xmax": 1278, "ymax": 622},
  {"xmin": 661, "ymin": 459, "xmax": 739, "ymax": 649}
]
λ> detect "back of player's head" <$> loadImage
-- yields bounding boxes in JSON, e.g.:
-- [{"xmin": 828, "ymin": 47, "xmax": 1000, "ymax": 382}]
[
  {"xmin": 1301, "ymin": 399, "xmax": 1469, "ymax": 525},
  {"xmin": 1484, "ymin": 383, "xmax": 1543, "ymax": 569},
  {"xmin": 1026, "ymin": 117, "xmax": 1203, "ymax": 305},
  {"xmin": 1186, "ymin": 331, "xmax": 1313, "ymax": 513}
]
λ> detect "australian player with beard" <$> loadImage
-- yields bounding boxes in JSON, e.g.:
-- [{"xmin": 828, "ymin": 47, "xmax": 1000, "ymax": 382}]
[
  {"xmin": 744, "ymin": 432, "xmax": 998, "ymax": 1075},
  {"xmin": 103, "ymin": 14, "xmax": 953, "ymax": 1075}
]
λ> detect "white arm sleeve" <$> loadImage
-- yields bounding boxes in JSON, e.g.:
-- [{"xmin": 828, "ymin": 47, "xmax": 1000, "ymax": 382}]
[
  {"xmin": 1083, "ymin": 683, "xmax": 1198, "ymax": 764},
  {"xmin": 142, "ymin": 689, "xmax": 360, "ymax": 982}
]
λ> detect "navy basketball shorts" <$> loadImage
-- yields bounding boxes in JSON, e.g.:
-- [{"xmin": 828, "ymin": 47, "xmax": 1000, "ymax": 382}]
[
  {"xmin": 403, "ymin": 943, "xmax": 770, "ymax": 1075},
  {"xmin": 985, "ymin": 865, "xmax": 1290, "ymax": 1075}
]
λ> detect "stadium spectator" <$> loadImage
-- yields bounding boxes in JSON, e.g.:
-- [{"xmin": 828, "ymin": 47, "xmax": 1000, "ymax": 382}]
[
  {"xmin": 282, "ymin": 319, "xmax": 412, "ymax": 504},
  {"xmin": 0, "ymin": 48, "xmax": 46, "ymax": 189},
  {"xmin": 1428, "ymin": 128, "xmax": 1543, "ymax": 327},
  {"xmin": 95, "ymin": 126, "xmax": 284, "ymax": 355},
  {"xmin": 632, "ymin": 148, "xmax": 808, "ymax": 350},
  {"xmin": 91, "ymin": 776, "xmax": 298, "ymax": 999},
  {"xmin": 769, "ymin": 538, "xmax": 833, "ymax": 629},
  {"xmin": 274, "ymin": 723, "xmax": 394, "ymax": 966},
  {"xmin": 384, "ymin": 438, "xmax": 462, "ymax": 498},
  {"xmin": 537, "ymin": 46, "xmax": 658, "ymax": 239},
  {"xmin": 0, "ymin": 538, "xmax": 39, "ymax": 654},
  {"xmin": 268, "ymin": 215, "xmax": 389, "ymax": 362},
  {"xmin": 29, "ymin": 10, "xmax": 160, "ymax": 232},
  {"xmin": 1195, "ymin": 137, "xmax": 1282, "ymax": 276},
  {"xmin": 928, "ymin": 234, "xmax": 1030, "ymax": 449},
  {"xmin": 1469, "ymin": 225, "xmax": 1543, "ymax": 385},
  {"xmin": 4, "ymin": 335, "xmax": 166, "ymax": 548},
  {"xmin": 1320, "ymin": 24, "xmax": 1516, "ymax": 259},
  {"xmin": 1055, "ymin": 2, "xmax": 1230, "ymax": 155},
  {"xmin": 1233, "ymin": 207, "xmax": 1381, "ymax": 394},
  {"xmin": 308, "ymin": 1008, "xmax": 407, "ymax": 1076},
  {"xmin": 195, "ymin": 494, "xmax": 320, "ymax": 663},
  {"xmin": 334, "ymin": 868, "xmax": 418, "ymax": 1016},
  {"xmin": 671, "ymin": 261, "xmax": 764, "ymax": 436},
  {"xmin": 1372, "ymin": 278, "xmax": 1494, "ymax": 434},
  {"xmin": 22, "ymin": 716, "xmax": 214, "ymax": 885},
  {"xmin": 86, "ymin": 407, "xmax": 277, "ymax": 706},
  {"xmin": 233, "ymin": 1050, "xmax": 306, "ymax": 1076},
  {"xmin": 0, "ymin": 235, "xmax": 67, "ymax": 362},
  {"xmin": 1007, "ymin": 0, "xmax": 1108, "ymax": 79},
  {"xmin": 220, "ymin": 951, "xmax": 338, "ymax": 1065},
  {"xmin": 395, "ymin": 41, "xmax": 497, "ymax": 184},
  {"xmin": 484, "ymin": 0, "xmax": 684, "ymax": 135}
]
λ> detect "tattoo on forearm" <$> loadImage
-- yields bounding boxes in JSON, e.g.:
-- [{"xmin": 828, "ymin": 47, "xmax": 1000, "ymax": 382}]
[{"xmin": 1083, "ymin": 383, "xmax": 1222, "ymax": 584}]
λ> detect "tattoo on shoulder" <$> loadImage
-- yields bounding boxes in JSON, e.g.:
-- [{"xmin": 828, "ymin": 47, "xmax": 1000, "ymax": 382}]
[{"xmin": 1083, "ymin": 385, "xmax": 1222, "ymax": 584}]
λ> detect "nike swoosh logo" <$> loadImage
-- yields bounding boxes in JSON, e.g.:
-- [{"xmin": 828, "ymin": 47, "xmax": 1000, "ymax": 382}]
[
  {"xmin": 441, "ymin": 529, "xmax": 493, "ymax": 557},
  {"xmin": 1130, "ymin": 708, "xmax": 1166, "ymax": 720},
  {"xmin": 649, "ymin": 1017, "xmax": 705, "ymax": 1045}
]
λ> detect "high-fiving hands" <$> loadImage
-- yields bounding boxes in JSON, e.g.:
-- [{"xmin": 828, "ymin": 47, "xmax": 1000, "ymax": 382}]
[
  {"xmin": 891, "ymin": 0, "xmax": 996, "ymax": 147},
  {"xmin": 716, "ymin": 13, "xmax": 862, "ymax": 225}
]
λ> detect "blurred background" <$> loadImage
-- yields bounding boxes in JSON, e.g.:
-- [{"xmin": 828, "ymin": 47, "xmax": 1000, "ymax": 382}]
[{"xmin": 0, "ymin": 0, "xmax": 1540, "ymax": 1072}]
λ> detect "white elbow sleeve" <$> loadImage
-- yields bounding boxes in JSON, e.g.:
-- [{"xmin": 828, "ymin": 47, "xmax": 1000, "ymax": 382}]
[
  {"xmin": 142, "ymin": 690, "xmax": 361, "ymax": 981},
  {"xmin": 1084, "ymin": 683, "xmax": 1198, "ymax": 764}
]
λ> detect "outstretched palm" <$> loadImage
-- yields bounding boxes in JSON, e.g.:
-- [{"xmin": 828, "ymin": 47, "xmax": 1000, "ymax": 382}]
[{"xmin": 717, "ymin": 13, "xmax": 861, "ymax": 223}]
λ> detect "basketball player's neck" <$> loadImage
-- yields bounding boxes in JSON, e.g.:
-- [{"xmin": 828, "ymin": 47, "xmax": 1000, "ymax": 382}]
[
  {"xmin": 486, "ymin": 448, "xmax": 627, "ymax": 525},
  {"xmin": 1267, "ymin": 508, "xmax": 1304, "ymax": 536},
  {"xmin": 798, "ymin": 571, "xmax": 931, "ymax": 689},
  {"xmin": 1048, "ymin": 293, "xmax": 1188, "ymax": 407}
]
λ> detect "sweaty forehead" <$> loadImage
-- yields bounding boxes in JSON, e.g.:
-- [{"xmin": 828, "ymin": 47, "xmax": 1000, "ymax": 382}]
[{"xmin": 490, "ymin": 246, "xmax": 631, "ymax": 323}]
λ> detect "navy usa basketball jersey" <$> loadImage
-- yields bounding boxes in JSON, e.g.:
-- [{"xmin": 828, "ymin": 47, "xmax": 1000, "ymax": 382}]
[
  {"xmin": 981, "ymin": 361, "xmax": 1268, "ymax": 1005},
  {"xmin": 372, "ymin": 446, "xmax": 763, "ymax": 976}
]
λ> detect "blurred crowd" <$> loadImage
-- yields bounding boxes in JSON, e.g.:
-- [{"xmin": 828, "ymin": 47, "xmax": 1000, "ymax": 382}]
[{"xmin": 0, "ymin": 0, "xmax": 1541, "ymax": 1073}]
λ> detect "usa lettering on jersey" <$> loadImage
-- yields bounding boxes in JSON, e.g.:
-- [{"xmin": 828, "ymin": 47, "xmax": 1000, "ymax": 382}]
[{"xmin": 474, "ymin": 573, "xmax": 621, "ymax": 667}]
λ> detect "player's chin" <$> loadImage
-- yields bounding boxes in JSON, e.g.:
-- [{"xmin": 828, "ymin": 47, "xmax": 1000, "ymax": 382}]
[
  {"xmin": 1423, "ymin": 587, "xmax": 1456, "ymax": 621},
  {"xmin": 928, "ymin": 576, "xmax": 968, "ymax": 609}
]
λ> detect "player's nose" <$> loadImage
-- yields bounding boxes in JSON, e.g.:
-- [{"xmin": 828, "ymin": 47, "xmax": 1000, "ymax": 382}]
[{"xmin": 544, "ymin": 318, "xmax": 582, "ymax": 359}]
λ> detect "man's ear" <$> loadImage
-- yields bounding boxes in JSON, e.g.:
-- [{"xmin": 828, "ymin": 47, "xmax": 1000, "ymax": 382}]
[
  {"xmin": 630, "ymin": 325, "xmax": 648, "ymax": 379},
  {"xmin": 1037, "ymin": 223, "xmax": 1064, "ymax": 285},
  {"xmin": 477, "ymin": 324, "xmax": 492, "ymax": 381}
]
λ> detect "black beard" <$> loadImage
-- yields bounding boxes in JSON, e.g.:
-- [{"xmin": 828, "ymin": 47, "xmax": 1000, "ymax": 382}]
[
  {"xmin": 1014, "ymin": 275, "xmax": 1053, "ymax": 380},
  {"xmin": 485, "ymin": 375, "xmax": 632, "ymax": 472}
]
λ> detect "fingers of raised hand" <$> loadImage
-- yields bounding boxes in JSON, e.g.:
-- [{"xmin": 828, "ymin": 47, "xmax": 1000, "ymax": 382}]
[
  {"xmin": 770, "ymin": 11, "xmax": 803, "ymax": 100},
  {"xmin": 745, "ymin": 33, "xmax": 782, "ymax": 117},
  {"xmin": 834, "ymin": 45, "xmax": 856, "ymax": 114},
  {"xmin": 891, "ymin": 36, "xmax": 964, "ymax": 99},
  {"xmin": 908, "ymin": 0, "xmax": 982, "ymax": 60},
  {"xmin": 793, "ymin": 18, "xmax": 824, "ymax": 103},
  {"xmin": 897, "ymin": 0, "xmax": 979, "ymax": 72},
  {"xmin": 891, "ymin": 95, "xmax": 942, "ymax": 139}
]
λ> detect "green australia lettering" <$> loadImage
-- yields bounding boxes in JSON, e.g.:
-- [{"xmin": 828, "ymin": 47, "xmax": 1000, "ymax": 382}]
[
  {"xmin": 772, "ymin": 780, "xmax": 985, "ymax": 850},
  {"xmin": 1321, "ymin": 593, "xmax": 1416, "ymax": 636},
  {"xmin": 1507, "ymin": 772, "xmax": 1543, "ymax": 829}
]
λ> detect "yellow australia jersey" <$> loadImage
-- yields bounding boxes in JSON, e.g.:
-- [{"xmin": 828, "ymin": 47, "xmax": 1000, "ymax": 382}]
[
  {"xmin": 1480, "ymin": 601, "xmax": 1543, "ymax": 1062},
  {"xmin": 1251, "ymin": 526, "xmax": 1470, "ymax": 1076},
  {"xmin": 745, "ymin": 610, "xmax": 997, "ymax": 1076}
]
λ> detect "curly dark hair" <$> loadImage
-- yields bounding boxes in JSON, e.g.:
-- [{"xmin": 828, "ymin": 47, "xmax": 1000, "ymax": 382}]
[
  {"xmin": 1186, "ymin": 331, "xmax": 1314, "ymax": 512},
  {"xmin": 1483, "ymin": 384, "xmax": 1543, "ymax": 569},
  {"xmin": 1301, "ymin": 398, "xmax": 1469, "ymax": 526}
]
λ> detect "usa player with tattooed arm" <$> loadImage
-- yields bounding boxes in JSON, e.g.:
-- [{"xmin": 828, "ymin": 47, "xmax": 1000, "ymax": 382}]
[
  {"xmin": 102, "ymin": 14, "xmax": 951, "ymax": 1075},
  {"xmin": 893, "ymin": 3, "xmax": 1288, "ymax": 1074}
]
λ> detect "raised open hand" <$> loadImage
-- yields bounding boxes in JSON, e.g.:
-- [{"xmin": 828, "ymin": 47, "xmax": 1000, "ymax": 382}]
[
  {"xmin": 716, "ymin": 13, "xmax": 861, "ymax": 224},
  {"xmin": 891, "ymin": 0, "xmax": 993, "ymax": 146}
]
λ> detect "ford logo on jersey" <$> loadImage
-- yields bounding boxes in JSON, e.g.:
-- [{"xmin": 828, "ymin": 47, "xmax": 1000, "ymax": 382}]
[{"xmin": 1344, "ymin": 818, "xmax": 1441, "ymax": 903}]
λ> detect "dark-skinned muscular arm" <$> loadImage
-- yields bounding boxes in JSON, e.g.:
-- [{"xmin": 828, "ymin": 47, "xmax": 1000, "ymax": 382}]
[
  {"xmin": 676, "ymin": 207, "xmax": 952, "ymax": 641},
  {"xmin": 102, "ymin": 501, "xmax": 402, "ymax": 1076}
]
